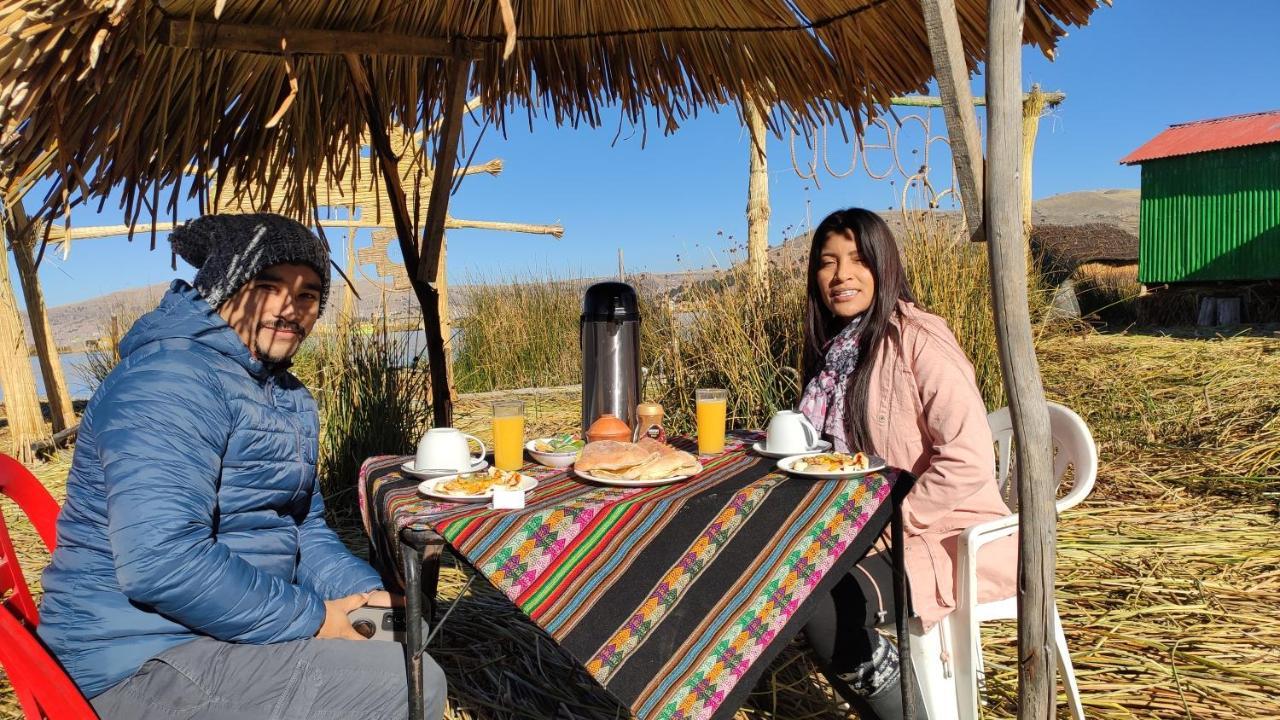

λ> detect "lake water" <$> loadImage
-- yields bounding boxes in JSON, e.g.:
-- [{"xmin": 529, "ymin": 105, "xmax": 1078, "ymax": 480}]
[
  {"xmin": 2, "ymin": 330, "xmax": 452, "ymax": 405},
  {"xmin": 0, "ymin": 352, "xmax": 97, "ymax": 404}
]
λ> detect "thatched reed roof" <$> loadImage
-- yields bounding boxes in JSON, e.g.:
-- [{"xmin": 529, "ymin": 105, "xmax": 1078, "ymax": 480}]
[
  {"xmin": 1, "ymin": 0, "xmax": 1101, "ymax": 223},
  {"xmin": 1031, "ymin": 222, "xmax": 1138, "ymax": 270}
]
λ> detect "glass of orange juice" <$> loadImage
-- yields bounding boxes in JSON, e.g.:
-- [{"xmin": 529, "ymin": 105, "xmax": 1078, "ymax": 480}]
[
  {"xmin": 492, "ymin": 400, "xmax": 525, "ymax": 471},
  {"xmin": 696, "ymin": 389, "xmax": 728, "ymax": 456}
]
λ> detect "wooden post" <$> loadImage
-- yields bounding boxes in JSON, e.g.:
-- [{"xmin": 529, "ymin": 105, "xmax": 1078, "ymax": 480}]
[
  {"xmin": 745, "ymin": 99, "xmax": 771, "ymax": 291},
  {"xmin": 7, "ymin": 202, "xmax": 75, "ymax": 433},
  {"xmin": 418, "ymin": 56, "xmax": 471, "ymax": 283},
  {"xmin": 435, "ymin": 234, "xmax": 458, "ymax": 401},
  {"xmin": 342, "ymin": 213, "xmax": 359, "ymax": 322},
  {"xmin": 921, "ymin": 0, "xmax": 986, "ymax": 241},
  {"xmin": 346, "ymin": 54, "xmax": 452, "ymax": 427},
  {"xmin": 1021, "ymin": 85, "xmax": 1048, "ymax": 236},
  {"xmin": 0, "ymin": 234, "xmax": 47, "ymax": 463},
  {"xmin": 987, "ymin": 1, "xmax": 1058, "ymax": 718},
  {"xmin": 889, "ymin": 92, "xmax": 1064, "ymax": 108}
]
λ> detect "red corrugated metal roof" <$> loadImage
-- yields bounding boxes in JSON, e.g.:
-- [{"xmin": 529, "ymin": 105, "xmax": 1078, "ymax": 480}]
[{"xmin": 1119, "ymin": 110, "xmax": 1280, "ymax": 164}]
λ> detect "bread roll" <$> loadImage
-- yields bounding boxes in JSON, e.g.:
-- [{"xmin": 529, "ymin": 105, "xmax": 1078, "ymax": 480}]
[
  {"xmin": 576, "ymin": 438, "xmax": 703, "ymax": 480},
  {"xmin": 576, "ymin": 441, "xmax": 658, "ymax": 472},
  {"xmin": 627, "ymin": 437, "xmax": 703, "ymax": 479}
]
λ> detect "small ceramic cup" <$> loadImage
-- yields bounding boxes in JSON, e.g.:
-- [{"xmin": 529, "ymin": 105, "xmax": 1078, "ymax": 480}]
[
  {"xmin": 414, "ymin": 428, "xmax": 486, "ymax": 473},
  {"xmin": 765, "ymin": 410, "xmax": 821, "ymax": 454}
]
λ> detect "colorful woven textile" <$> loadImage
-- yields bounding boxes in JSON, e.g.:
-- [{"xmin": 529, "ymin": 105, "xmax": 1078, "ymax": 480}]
[{"xmin": 359, "ymin": 431, "xmax": 897, "ymax": 720}]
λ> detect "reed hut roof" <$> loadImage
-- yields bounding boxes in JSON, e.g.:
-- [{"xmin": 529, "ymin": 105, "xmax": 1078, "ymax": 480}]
[
  {"xmin": 1031, "ymin": 222, "xmax": 1139, "ymax": 270},
  {"xmin": 1, "ymin": 0, "xmax": 1101, "ymax": 221}
]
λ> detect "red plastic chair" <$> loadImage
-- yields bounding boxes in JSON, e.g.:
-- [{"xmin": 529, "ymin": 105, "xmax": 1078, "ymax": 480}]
[{"xmin": 0, "ymin": 453, "xmax": 97, "ymax": 719}]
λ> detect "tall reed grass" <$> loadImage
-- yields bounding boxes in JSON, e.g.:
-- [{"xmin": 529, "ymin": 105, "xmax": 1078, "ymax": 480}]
[
  {"xmin": 452, "ymin": 214, "xmax": 1051, "ymax": 431},
  {"xmin": 642, "ymin": 268, "xmax": 806, "ymax": 435},
  {"xmin": 1073, "ymin": 261, "xmax": 1142, "ymax": 324},
  {"xmin": 451, "ymin": 276, "xmax": 582, "ymax": 393},
  {"xmin": 75, "ymin": 307, "xmax": 145, "ymax": 391},
  {"xmin": 292, "ymin": 322, "xmax": 433, "ymax": 508}
]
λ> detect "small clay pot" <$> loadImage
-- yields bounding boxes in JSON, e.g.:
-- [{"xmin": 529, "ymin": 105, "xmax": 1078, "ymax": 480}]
[{"xmin": 586, "ymin": 413, "xmax": 633, "ymax": 443}]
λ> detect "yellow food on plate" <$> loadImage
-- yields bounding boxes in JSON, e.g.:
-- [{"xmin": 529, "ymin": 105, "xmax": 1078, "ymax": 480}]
[
  {"xmin": 435, "ymin": 467, "xmax": 524, "ymax": 496},
  {"xmin": 790, "ymin": 452, "xmax": 870, "ymax": 473}
]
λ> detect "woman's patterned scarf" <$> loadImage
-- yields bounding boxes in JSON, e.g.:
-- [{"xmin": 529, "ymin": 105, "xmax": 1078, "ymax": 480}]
[{"xmin": 799, "ymin": 318, "xmax": 862, "ymax": 452}]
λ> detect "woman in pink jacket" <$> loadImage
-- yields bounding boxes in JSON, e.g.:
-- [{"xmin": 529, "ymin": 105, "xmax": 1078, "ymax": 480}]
[{"xmin": 798, "ymin": 208, "xmax": 1017, "ymax": 719}]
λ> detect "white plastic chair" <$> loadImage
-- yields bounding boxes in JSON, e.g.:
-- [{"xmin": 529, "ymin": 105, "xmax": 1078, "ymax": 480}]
[
  {"xmin": 955, "ymin": 402, "xmax": 1095, "ymax": 719},
  {"xmin": 885, "ymin": 402, "xmax": 1095, "ymax": 720}
]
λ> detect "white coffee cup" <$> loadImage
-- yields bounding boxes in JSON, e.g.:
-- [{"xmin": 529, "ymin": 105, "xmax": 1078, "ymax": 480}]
[
  {"xmin": 414, "ymin": 428, "xmax": 487, "ymax": 473},
  {"xmin": 765, "ymin": 411, "xmax": 821, "ymax": 453}
]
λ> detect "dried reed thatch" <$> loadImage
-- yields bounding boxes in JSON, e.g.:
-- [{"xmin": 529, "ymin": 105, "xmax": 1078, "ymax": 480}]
[
  {"xmin": 1031, "ymin": 222, "xmax": 1139, "ymax": 273},
  {"xmin": 1, "ymin": 0, "xmax": 1100, "ymax": 222}
]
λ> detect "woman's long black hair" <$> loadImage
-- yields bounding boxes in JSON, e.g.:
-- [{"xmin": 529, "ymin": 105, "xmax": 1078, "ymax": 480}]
[{"xmin": 802, "ymin": 208, "xmax": 917, "ymax": 454}]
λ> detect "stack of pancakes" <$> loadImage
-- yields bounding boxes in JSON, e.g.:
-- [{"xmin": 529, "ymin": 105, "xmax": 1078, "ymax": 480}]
[{"xmin": 575, "ymin": 437, "xmax": 703, "ymax": 480}]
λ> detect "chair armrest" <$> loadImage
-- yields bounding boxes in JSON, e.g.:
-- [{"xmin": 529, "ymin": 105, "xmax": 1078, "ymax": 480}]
[{"xmin": 955, "ymin": 513, "xmax": 1020, "ymax": 614}]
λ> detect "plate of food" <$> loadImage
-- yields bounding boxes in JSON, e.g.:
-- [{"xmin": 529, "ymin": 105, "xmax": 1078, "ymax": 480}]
[
  {"xmin": 526, "ymin": 433, "xmax": 585, "ymax": 468},
  {"xmin": 418, "ymin": 467, "xmax": 537, "ymax": 502},
  {"xmin": 776, "ymin": 451, "xmax": 886, "ymax": 479},
  {"xmin": 573, "ymin": 437, "xmax": 703, "ymax": 487}
]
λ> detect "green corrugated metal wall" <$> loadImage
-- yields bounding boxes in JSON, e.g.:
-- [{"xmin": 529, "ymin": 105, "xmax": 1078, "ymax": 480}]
[{"xmin": 1138, "ymin": 143, "xmax": 1280, "ymax": 283}]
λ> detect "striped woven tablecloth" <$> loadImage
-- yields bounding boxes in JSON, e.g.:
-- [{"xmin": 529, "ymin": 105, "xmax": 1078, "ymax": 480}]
[{"xmin": 358, "ymin": 431, "xmax": 898, "ymax": 720}]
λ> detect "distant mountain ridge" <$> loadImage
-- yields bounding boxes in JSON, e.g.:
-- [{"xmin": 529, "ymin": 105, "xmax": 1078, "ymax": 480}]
[{"xmin": 26, "ymin": 189, "xmax": 1138, "ymax": 349}]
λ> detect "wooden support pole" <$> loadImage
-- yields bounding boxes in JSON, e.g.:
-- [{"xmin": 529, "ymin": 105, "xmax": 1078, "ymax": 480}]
[
  {"xmin": 986, "ymin": 2, "xmax": 1058, "ymax": 718},
  {"xmin": 342, "ymin": 215, "xmax": 359, "ymax": 322},
  {"xmin": 418, "ymin": 58, "xmax": 471, "ymax": 284},
  {"xmin": 0, "ymin": 230, "xmax": 47, "ymax": 463},
  {"xmin": 7, "ymin": 202, "xmax": 75, "ymax": 433},
  {"xmin": 166, "ymin": 20, "xmax": 481, "ymax": 60},
  {"xmin": 889, "ymin": 91, "xmax": 1064, "ymax": 107},
  {"xmin": 1021, "ymin": 85, "xmax": 1049, "ymax": 236},
  {"xmin": 920, "ymin": 0, "xmax": 986, "ymax": 242},
  {"xmin": 435, "ymin": 235, "xmax": 458, "ymax": 402},
  {"xmin": 444, "ymin": 218, "xmax": 563, "ymax": 237},
  {"xmin": 745, "ymin": 99, "xmax": 771, "ymax": 292},
  {"xmin": 346, "ymin": 54, "xmax": 452, "ymax": 427},
  {"xmin": 55, "ymin": 215, "xmax": 563, "ymax": 242}
]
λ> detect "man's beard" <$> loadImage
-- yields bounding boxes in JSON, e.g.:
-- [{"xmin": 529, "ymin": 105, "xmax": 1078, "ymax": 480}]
[{"xmin": 256, "ymin": 319, "xmax": 306, "ymax": 365}]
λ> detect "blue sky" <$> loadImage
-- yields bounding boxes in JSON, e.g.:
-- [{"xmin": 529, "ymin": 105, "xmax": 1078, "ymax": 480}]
[{"xmin": 15, "ymin": 0, "xmax": 1280, "ymax": 308}]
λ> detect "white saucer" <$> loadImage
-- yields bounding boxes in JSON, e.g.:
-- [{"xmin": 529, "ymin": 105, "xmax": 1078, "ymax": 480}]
[
  {"xmin": 751, "ymin": 440, "xmax": 832, "ymax": 459},
  {"xmin": 400, "ymin": 457, "xmax": 489, "ymax": 479}
]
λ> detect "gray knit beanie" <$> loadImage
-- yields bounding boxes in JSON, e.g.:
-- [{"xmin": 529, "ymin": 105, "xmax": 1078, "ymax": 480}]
[{"xmin": 169, "ymin": 213, "xmax": 330, "ymax": 313}]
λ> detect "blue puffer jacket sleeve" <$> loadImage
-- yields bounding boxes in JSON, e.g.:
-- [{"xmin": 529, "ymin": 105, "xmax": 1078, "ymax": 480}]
[
  {"xmin": 296, "ymin": 489, "xmax": 382, "ymax": 599},
  {"xmin": 97, "ymin": 358, "xmax": 327, "ymax": 642}
]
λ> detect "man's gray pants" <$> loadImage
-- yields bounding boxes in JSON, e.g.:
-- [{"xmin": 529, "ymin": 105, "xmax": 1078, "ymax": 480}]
[{"xmin": 89, "ymin": 636, "xmax": 447, "ymax": 720}]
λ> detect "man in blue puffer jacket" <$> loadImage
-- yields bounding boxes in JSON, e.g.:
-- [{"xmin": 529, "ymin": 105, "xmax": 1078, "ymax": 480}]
[{"xmin": 39, "ymin": 214, "xmax": 446, "ymax": 719}]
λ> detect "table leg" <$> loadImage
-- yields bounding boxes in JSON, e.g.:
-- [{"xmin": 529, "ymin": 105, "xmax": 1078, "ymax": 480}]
[
  {"xmin": 419, "ymin": 543, "xmax": 443, "ymax": 625},
  {"xmin": 891, "ymin": 475, "xmax": 916, "ymax": 720},
  {"xmin": 401, "ymin": 539, "xmax": 426, "ymax": 720}
]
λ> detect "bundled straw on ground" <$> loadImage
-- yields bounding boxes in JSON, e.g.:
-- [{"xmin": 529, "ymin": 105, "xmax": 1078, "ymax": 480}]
[{"xmin": 7, "ymin": 327, "xmax": 1280, "ymax": 719}]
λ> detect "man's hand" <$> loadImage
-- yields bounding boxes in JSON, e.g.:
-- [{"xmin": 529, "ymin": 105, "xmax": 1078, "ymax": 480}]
[
  {"xmin": 363, "ymin": 590, "xmax": 404, "ymax": 608},
  {"xmin": 315, "ymin": 593, "xmax": 370, "ymax": 640}
]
